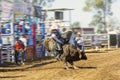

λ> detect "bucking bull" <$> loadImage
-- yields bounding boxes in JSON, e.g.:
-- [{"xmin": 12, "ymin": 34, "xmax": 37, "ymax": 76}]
[{"xmin": 43, "ymin": 31, "xmax": 87, "ymax": 70}]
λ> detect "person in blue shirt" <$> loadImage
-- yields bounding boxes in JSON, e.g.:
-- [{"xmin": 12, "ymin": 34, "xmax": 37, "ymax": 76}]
[
  {"xmin": 5, "ymin": 20, "xmax": 11, "ymax": 29},
  {"xmin": 75, "ymin": 32, "xmax": 87, "ymax": 60},
  {"xmin": 50, "ymin": 26, "xmax": 63, "ymax": 61},
  {"xmin": 0, "ymin": 21, "xmax": 6, "ymax": 34},
  {"xmin": 14, "ymin": 22, "xmax": 20, "ymax": 36},
  {"xmin": 24, "ymin": 21, "xmax": 31, "ymax": 34}
]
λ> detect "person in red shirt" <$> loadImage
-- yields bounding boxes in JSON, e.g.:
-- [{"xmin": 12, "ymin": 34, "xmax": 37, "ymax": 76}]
[{"xmin": 14, "ymin": 36, "xmax": 25, "ymax": 65}]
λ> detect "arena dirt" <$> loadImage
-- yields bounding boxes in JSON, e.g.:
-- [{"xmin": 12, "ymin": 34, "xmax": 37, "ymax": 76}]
[{"xmin": 0, "ymin": 48, "xmax": 120, "ymax": 80}]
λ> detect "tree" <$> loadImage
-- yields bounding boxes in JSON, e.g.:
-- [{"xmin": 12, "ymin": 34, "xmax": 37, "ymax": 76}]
[
  {"xmin": 83, "ymin": 0, "xmax": 115, "ymax": 33},
  {"xmin": 32, "ymin": 0, "xmax": 55, "ymax": 7},
  {"xmin": 71, "ymin": 22, "xmax": 81, "ymax": 28}
]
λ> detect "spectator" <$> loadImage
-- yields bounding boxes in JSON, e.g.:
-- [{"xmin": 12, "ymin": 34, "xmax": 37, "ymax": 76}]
[
  {"xmin": 6, "ymin": 29, "xmax": 11, "ymax": 34},
  {"xmin": 14, "ymin": 22, "xmax": 19, "ymax": 36},
  {"xmin": 19, "ymin": 18, "xmax": 25, "ymax": 32},
  {"xmin": 0, "ymin": 21, "xmax": 6, "ymax": 34},
  {"xmin": 0, "ymin": 35, "xmax": 3, "ymax": 48},
  {"xmin": 25, "ymin": 21, "xmax": 31, "ymax": 33},
  {"xmin": 19, "ymin": 33, "xmax": 27, "ymax": 61},
  {"xmin": 5, "ymin": 20, "xmax": 11, "ymax": 34},
  {"xmin": 14, "ymin": 36, "xmax": 25, "ymax": 65},
  {"xmin": 19, "ymin": 18, "xmax": 25, "ymax": 25}
]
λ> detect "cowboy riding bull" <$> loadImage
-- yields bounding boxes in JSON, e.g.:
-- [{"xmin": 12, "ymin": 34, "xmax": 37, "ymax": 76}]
[{"xmin": 43, "ymin": 28, "xmax": 87, "ymax": 69}]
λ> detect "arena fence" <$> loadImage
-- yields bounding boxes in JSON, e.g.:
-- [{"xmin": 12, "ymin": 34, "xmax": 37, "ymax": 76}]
[{"xmin": 82, "ymin": 34, "xmax": 109, "ymax": 51}]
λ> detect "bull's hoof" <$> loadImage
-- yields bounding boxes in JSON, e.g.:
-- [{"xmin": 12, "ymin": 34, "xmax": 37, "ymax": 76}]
[
  {"xmin": 65, "ymin": 67, "xmax": 70, "ymax": 70},
  {"xmin": 73, "ymin": 66, "xmax": 79, "ymax": 69},
  {"xmin": 56, "ymin": 58, "xmax": 60, "ymax": 61},
  {"xmin": 56, "ymin": 57, "xmax": 62, "ymax": 61},
  {"xmin": 81, "ymin": 55, "xmax": 87, "ymax": 60},
  {"xmin": 22, "ymin": 62, "xmax": 25, "ymax": 65}
]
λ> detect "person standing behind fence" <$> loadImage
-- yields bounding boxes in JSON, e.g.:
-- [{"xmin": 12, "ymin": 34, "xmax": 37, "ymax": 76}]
[
  {"xmin": 14, "ymin": 36, "xmax": 25, "ymax": 65},
  {"xmin": 0, "ymin": 35, "xmax": 3, "ymax": 49},
  {"xmin": 25, "ymin": 21, "xmax": 31, "ymax": 33},
  {"xmin": 19, "ymin": 18, "xmax": 25, "ymax": 32},
  {"xmin": 5, "ymin": 20, "xmax": 11, "ymax": 34},
  {"xmin": 75, "ymin": 32, "xmax": 87, "ymax": 60},
  {"xmin": 0, "ymin": 21, "xmax": 6, "ymax": 34}
]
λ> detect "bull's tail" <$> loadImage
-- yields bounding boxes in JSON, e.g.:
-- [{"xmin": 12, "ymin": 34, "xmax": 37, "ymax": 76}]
[{"xmin": 43, "ymin": 38, "xmax": 50, "ymax": 52}]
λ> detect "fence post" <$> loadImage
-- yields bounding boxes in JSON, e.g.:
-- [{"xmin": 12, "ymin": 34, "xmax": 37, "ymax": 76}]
[{"xmin": 108, "ymin": 34, "xmax": 110, "ymax": 49}]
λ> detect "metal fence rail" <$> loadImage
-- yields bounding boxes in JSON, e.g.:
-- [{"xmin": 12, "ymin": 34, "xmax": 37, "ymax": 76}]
[{"xmin": 82, "ymin": 34, "xmax": 109, "ymax": 51}]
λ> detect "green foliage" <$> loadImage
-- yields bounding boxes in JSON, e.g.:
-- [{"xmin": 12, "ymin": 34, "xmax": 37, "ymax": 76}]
[
  {"xmin": 71, "ymin": 22, "xmax": 81, "ymax": 28},
  {"xmin": 94, "ymin": 0, "xmax": 103, "ymax": 9},
  {"xmin": 89, "ymin": 12, "xmax": 103, "ymax": 26},
  {"xmin": 83, "ymin": 0, "xmax": 115, "ymax": 28},
  {"xmin": 32, "ymin": 0, "xmax": 38, "ymax": 5}
]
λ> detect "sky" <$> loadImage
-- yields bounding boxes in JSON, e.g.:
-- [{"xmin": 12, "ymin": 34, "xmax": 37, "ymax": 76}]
[
  {"xmin": 111, "ymin": 0, "xmax": 120, "ymax": 21},
  {"xmin": 46, "ymin": 0, "xmax": 120, "ymax": 27}
]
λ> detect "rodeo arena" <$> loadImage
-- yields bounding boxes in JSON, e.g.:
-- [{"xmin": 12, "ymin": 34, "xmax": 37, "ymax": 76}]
[{"xmin": 0, "ymin": 0, "xmax": 120, "ymax": 80}]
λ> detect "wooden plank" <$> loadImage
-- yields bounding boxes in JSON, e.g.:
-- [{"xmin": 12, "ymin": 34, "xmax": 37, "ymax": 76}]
[{"xmin": 26, "ymin": 45, "xmax": 34, "ymax": 60}]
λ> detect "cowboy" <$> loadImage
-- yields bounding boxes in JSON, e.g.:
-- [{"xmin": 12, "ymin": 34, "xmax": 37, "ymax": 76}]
[
  {"xmin": 19, "ymin": 18, "xmax": 25, "ymax": 25},
  {"xmin": 14, "ymin": 36, "xmax": 25, "ymax": 65},
  {"xmin": 14, "ymin": 22, "xmax": 19, "ymax": 36},
  {"xmin": 0, "ymin": 20, "xmax": 6, "ymax": 34},
  {"xmin": 19, "ymin": 33, "xmax": 27, "ymax": 61},
  {"xmin": 5, "ymin": 20, "xmax": 11, "ymax": 34},
  {"xmin": 19, "ymin": 18, "xmax": 25, "ymax": 32},
  {"xmin": 50, "ymin": 26, "xmax": 63, "ymax": 60},
  {"xmin": 6, "ymin": 29, "xmax": 11, "ymax": 34},
  {"xmin": 0, "ymin": 35, "xmax": 3, "ymax": 48},
  {"xmin": 75, "ymin": 32, "xmax": 87, "ymax": 60}
]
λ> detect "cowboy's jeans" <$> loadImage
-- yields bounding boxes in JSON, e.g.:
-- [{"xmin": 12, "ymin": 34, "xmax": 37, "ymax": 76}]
[{"xmin": 14, "ymin": 50, "xmax": 24, "ymax": 64}]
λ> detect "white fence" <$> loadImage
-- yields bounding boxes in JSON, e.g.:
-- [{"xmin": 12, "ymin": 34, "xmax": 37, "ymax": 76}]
[
  {"xmin": 82, "ymin": 34, "xmax": 109, "ymax": 51},
  {"xmin": 0, "ymin": 34, "xmax": 14, "ymax": 63},
  {"xmin": 1, "ymin": 45, "xmax": 14, "ymax": 63}
]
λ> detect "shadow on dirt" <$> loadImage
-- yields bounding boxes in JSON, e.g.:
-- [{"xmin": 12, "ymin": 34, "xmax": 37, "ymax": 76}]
[
  {"xmin": 0, "ymin": 60, "xmax": 57, "ymax": 72},
  {"xmin": 0, "ymin": 75, "xmax": 25, "ymax": 78},
  {"xmin": 34, "ymin": 66, "xmax": 97, "ymax": 70},
  {"xmin": 25, "ymin": 61, "xmax": 57, "ymax": 69},
  {"xmin": 78, "ymin": 66, "xmax": 97, "ymax": 69},
  {"xmin": 0, "ymin": 63, "xmax": 18, "ymax": 67},
  {"xmin": 61, "ymin": 66, "xmax": 97, "ymax": 70},
  {"xmin": 86, "ymin": 51, "xmax": 107, "ymax": 53},
  {"xmin": 0, "ymin": 68, "xmax": 25, "ymax": 72}
]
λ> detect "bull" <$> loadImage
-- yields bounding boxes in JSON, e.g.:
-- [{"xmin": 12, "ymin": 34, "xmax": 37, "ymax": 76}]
[
  {"xmin": 61, "ymin": 44, "xmax": 81, "ymax": 69},
  {"xmin": 43, "ymin": 37, "xmax": 82, "ymax": 70}
]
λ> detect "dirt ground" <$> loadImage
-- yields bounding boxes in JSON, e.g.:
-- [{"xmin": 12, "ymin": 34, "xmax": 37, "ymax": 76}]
[{"xmin": 0, "ymin": 48, "xmax": 120, "ymax": 80}]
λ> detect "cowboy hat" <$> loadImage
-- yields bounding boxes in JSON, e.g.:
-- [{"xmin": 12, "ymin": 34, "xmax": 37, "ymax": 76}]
[
  {"xmin": 25, "ymin": 21, "xmax": 30, "ymax": 24},
  {"xmin": 50, "ymin": 26, "xmax": 58, "ymax": 30},
  {"xmin": 6, "ymin": 29, "xmax": 10, "ymax": 31},
  {"xmin": 5, "ymin": 20, "xmax": 10, "ymax": 23},
  {"xmin": 20, "ymin": 18, "xmax": 25, "ymax": 21},
  {"xmin": 0, "ymin": 20, "xmax": 5, "ymax": 23}
]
